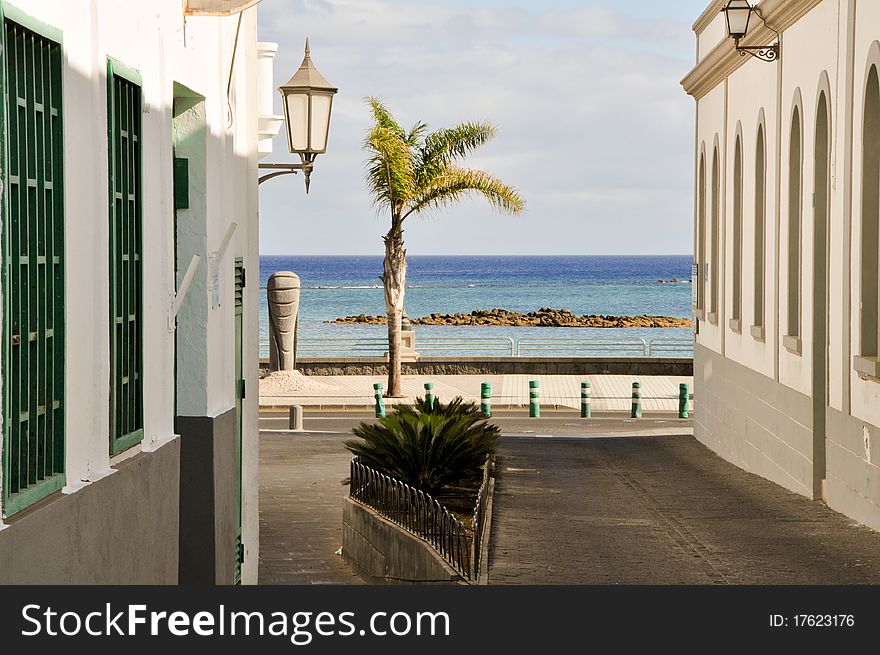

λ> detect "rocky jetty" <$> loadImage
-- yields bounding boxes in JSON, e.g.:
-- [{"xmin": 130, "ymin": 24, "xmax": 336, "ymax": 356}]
[{"xmin": 331, "ymin": 308, "xmax": 692, "ymax": 328}]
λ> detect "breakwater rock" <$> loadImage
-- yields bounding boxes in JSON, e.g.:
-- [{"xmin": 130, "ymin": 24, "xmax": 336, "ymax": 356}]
[{"xmin": 331, "ymin": 308, "xmax": 692, "ymax": 328}]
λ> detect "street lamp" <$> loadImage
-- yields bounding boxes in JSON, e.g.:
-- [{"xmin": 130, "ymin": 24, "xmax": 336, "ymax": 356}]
[
  {"xmin": 721, "ymin": 0, "xmax": 779, "ymax": 63},
  {"xmin": 259, "ymin": 39, "xmax": 338, "ymax": 191}
]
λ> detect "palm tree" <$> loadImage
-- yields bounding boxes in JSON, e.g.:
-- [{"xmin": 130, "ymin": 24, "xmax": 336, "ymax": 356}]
[{"xmin": 363, "ymin": 97, "xmax": 524, "ymax": 396}]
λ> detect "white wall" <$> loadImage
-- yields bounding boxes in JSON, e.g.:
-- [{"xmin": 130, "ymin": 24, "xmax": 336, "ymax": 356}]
[{"xmin": 0, "ymin": 0, "xmax": 265, "ymax": 582}]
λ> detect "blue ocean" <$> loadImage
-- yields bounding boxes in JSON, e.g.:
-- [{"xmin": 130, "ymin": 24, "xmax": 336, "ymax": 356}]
[{"xmin": 258, "ymin": 255, "xmax": 693, "ymax": 356}]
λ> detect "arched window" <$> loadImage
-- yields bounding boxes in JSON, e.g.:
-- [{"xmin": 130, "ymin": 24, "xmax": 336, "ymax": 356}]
[
  {"xmin": 754, "ymin": 124, "xmax": 766, "ymax": 331},
  {"xmin": 698, "ymin": 153, "xmax": 706, "ymax": 312},
  {"xmin": 787, "ymin": 105, "xmax": 802, "ymax": 340},
  {"xmin": 732, "ymin": 135, "xmax": 743, "ymax": 326},
  {"xmin": 711, "ymin": 145, "xmax": 720, "ymax": 320},
  {"xmin": 861, "ymin": 66, "xmax": 880, "ymax": 358}
]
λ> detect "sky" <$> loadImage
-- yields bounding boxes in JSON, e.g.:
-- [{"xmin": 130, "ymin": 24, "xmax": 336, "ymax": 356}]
[{"xmin": 256, "ymin": 0, "xmax": 710, "ymax": 256}]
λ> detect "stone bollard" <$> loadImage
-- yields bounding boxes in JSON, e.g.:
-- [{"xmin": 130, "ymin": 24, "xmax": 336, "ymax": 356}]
[
  {"xmin": 424, "ymin": 382, "xmax": 435, "ymax": 410},
  {"xmin": 373, "ymin": 382, "xmax": 386, "ymax": 419},
  {"xmin": 481, "ymin": 382, "xmax": 492, "ymax": 418},
  {"xmin": 679, "ymin": 383, "xmax": 690, "ymax": 419},
  {"xmin": 288, "ymin": 405, "xmax": 304, "ymax": 431},
  {"xmin": 581, "ymin": 381, "xmax": 592, "ymax": 418},
  {"xmin": 529, "ymin": 380, "xmax": 540, "ymax": 418},
  {"xmin": 267, "ymin": 271, "xmax": 301, "ymax": 372},
  {"xmin": 631, "ymin": 382, "xmax": 642, "ymax": 419}
]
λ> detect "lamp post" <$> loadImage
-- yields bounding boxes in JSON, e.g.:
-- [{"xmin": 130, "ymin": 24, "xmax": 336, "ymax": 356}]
[
  {"xmin": 259, "ymin": 39, "xmax": 338, "ymax": 191},
  {"xmin": 721, "ymin": 0, "xmax": 779, "ymax": 63}
]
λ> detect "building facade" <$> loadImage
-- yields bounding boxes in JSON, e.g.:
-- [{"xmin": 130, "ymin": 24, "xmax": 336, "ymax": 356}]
[
  {"xmin": 0, "ymin": 0, "xmax": 278, "ymax": 583},
  {"xmin": 683, "ymin": 0, "xmax": 880, "ymax": 530}
]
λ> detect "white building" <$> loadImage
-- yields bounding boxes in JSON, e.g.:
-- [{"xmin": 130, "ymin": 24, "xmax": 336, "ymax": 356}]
[
  {"xmin": 0, "ymin": 0, "xmax": 280, "ymax": 583},
  {"xmin": 684, "ymin": 0, "xmax": 880, "ymax": 530}
]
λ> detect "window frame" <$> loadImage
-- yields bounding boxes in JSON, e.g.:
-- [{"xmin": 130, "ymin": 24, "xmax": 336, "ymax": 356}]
[
  {"xmin": 0, "ymin": 3, "xmax": 66, "ymax": 517},
  {"xmin": 106, "ymin": 57, "xmax": 145, "ymax": 456}
]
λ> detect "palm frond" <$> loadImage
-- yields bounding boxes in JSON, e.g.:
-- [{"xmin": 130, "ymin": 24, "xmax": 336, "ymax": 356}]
[
  {"xmin": 406, "ymin": 121, "xmax": 429, "ymax": 147},
  {"xmin": 404, "ymin": 167, "xmax": 525, "ymax": 219},
  {"xmin": 415, "ymin": 122, "xmax": 496, "ymax": 186},
  {"xmin": 366, "ymin": 96, "xmax": 406, "ymax": 140},
  {"xmin": 345, "ymin": 396, "xmax": 499, "ymax": 494},
  {"xmin": 364, "ymin": 124, "xmax": 414, "ymax": 210}
]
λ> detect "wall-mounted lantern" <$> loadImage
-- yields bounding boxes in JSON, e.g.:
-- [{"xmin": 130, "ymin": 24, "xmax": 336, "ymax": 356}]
[
  {"xmin": 259, "ymin": 39, "xmax": 338, "ymax": 192},
  {"xmin": 721, "ymin": 0, "xmax": 779, "ymax": 63}
]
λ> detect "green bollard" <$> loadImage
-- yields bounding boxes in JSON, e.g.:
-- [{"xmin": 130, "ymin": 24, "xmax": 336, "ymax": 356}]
[
  {"xmin": 529, "ymin": 380, "xmax": 540, "ymax": 418},
  {"xmin": 481, "ymin": 382, "xmax": 492, "ymax": 418},
  {"xmin": 679, "ymin": 383, "xmax": 690, "ymax": 419},
  {"xmin": 581, "ymin": 381, "xmax": 592, "ymax": 418},
  {"xmin": 631, "ymin": 382, "xmax": 642, "ymax": 419},
  {"xmin": 424, "ymin": 382, "xmax": 435, "ymax": 410},
  {"xmin": 373, "ymin": 382, "xmax": 386, "ymax": 418}
]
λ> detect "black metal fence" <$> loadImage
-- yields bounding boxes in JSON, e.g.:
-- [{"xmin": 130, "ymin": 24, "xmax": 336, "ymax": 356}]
[{"xmin": 349, "ymin": 458, "xmax": 493, "ymax": 582}]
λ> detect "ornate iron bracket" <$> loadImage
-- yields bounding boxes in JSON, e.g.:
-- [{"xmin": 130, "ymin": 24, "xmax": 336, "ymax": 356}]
[{"xmin": 736, "ymin": 42, "xmax": 779, "ymax": 62}]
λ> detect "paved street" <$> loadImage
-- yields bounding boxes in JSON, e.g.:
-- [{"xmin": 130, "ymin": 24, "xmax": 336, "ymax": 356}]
[
  {"xmin": 488, "ymin": 435, "xmax": 880, "ymax": 584},
  {"xmin": 259, "ymin": 429, "xmax": 364, "ymax": 585},
  {"xmin": 258, "ymin": 409, "xmax": 880, "ymax": 586}
]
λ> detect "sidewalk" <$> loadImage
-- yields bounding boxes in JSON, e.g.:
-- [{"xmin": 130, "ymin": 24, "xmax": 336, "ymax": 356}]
[{"xmin": 259, "ymin": 373, "xmax": 694, "ymax": 412}]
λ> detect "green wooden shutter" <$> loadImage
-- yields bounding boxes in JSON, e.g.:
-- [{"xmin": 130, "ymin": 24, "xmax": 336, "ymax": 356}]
[
  {"xmin": 1, "ymin": 13, "xmax": 66, "ymax": 517},
  {"xmin": 107, "ymin": 59, "xmax": 144, "ymax": 455}
]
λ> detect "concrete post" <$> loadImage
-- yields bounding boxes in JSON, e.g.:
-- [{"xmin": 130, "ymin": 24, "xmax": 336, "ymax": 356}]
[
  {"xmin": 529, "ymin": 380, "xmax": 540, "ymax": 418},
  {"xmin": 631, "ymin": 382, "xmax": 642, "ymax": 419},
  {"xmin": 581, "ymin": 381, "xmax": 592, "ymax": 418},
  {"xmin": 373, "ymin": 383, "xmax": 386, "ymax": 418},
  {"xmin": 424, "ymin": 382, "xmax": 435, "ymax": 410},
  {"xmin": 679, "ymin": 383, "xmax": 690, "ymax": 419},
  {"xmin": 288, "ymin": 405, "xmax": 304, "ymax": 431},
  {"xmin": 267, "ymin": 271, "xmax": 300, "ymax": 372},
  {"xmin": 481, "ymin": 382, "xmax": 492, "ymax": 418}
]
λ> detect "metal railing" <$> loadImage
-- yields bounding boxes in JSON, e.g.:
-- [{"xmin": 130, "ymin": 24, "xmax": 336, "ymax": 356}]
[
  {"xmin": 516, "ymin": 337, "xmax": 648, "ymax": 356},
  {"xmin": 646, "ymin": 338, "xmax": 695, "ymax": 357},
  {"xmin": 349, "ymin": 457, "xmax": 492, "ymax": 582},
  {"xmin": 471, "ymin": 458, "xmax": 492, "ymax": 581},
  {"xmin": 260, "ymin": 335, "xmax": 693, "ymax": 359},
  {"xmin": 413, "ymin": 337, "xmax": 515, "ymax": 356}
]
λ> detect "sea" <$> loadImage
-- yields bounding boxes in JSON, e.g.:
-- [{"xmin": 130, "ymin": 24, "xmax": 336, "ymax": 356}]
[{"xmin": 258, "ymin": 255, "xmax": 694, "ymax": 357}]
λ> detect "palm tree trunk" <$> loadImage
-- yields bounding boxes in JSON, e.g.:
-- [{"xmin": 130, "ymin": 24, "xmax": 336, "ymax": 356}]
[{"xmin": 382, "ymin": 224, "xmax": 406, "ymax": 397}]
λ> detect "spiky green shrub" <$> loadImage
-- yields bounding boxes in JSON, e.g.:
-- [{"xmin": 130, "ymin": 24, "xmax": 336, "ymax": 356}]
[{"xmin": 345, "ymin": 396, "xmax": 500, "ymax": 495}]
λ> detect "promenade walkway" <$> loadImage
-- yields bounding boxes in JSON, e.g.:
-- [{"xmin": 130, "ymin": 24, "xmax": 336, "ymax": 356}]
[
  {"xmin": 488, "ymin": 434, "xmax": 880, "ymax": 584},
  {"xmin": 260, "ymin": 373, "xmax": 693, "ymax": 412}
]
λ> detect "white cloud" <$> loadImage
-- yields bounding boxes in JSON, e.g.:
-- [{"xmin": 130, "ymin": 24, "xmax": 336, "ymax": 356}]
[{"xmin": 257, "ymin": 0, "xmax": 697, "ymax": 255}]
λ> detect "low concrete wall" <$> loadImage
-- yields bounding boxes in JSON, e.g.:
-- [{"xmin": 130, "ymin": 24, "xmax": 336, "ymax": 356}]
[
  {"xmin": 274, "ymin": 356, "xmax": 693, "ymax": 377},
  {"xmin": 342, "ymin": 497, "xmax": 465, "ymax": 585},
  {"xmin": 694, "ymin": 343, "xmax": 815, "ymax": 499},
  {"xmin": 825, "ymin": 409, "xmax": 880, "ymax": 532},
  {"xmin": 0, "ymin": 439, "xmax": 180, "ymax": 584}
]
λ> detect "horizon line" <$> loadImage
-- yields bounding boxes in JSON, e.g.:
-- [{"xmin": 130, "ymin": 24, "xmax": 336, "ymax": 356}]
[{"xmin": 259, "ymin": 253, "xmax": 693, "ymax": 258}]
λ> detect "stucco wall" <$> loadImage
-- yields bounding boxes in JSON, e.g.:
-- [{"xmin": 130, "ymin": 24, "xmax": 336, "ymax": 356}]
[
  {"xmin": 688, "ymin": 0, "xmax": 880, "ymax": 531},
  {"xmin": 342, "ymin": 498, "xmax": 465, "ymax": 585},
  {"xmin": 0, "ymin": 439, "xmax": 180, "ymax": 584},
  {"xmin": 0, "ymin": 0, "xmax": 264, "ymax": 583}
]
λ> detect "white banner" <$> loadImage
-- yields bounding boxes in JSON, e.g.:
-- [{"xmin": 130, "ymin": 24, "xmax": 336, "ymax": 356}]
[{"xmin": 185, "ymin": 0, "xmax": 263, "ymax": 16}]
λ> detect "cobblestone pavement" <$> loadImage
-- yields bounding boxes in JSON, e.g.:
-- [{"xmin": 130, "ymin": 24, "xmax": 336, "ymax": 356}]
[
  {"xmin": 259, "ymin": 431, "xmax": 364, "ymax": 585},
  {"xmin": 488, "ymin": 435, "xmax": 880, "ymax": 584}
]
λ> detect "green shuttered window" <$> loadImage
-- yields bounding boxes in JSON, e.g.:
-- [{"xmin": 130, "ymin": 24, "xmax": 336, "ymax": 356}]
[
  {"xmin": 1, "ymin": 14, "xmax": 66, "ymax": 517},
  {"xmin": 107, "ymin": 60, "xmax": 144, "ymax": 455}
]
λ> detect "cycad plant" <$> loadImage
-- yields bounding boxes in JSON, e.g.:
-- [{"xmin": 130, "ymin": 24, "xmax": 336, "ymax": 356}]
[
  {"xmin": 363, "ymin": 98, "xmax": 525, "ymax": 396},
  {"xmin": 345, "ymin": 396, "xmax": 500, "ymax": 496}
]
